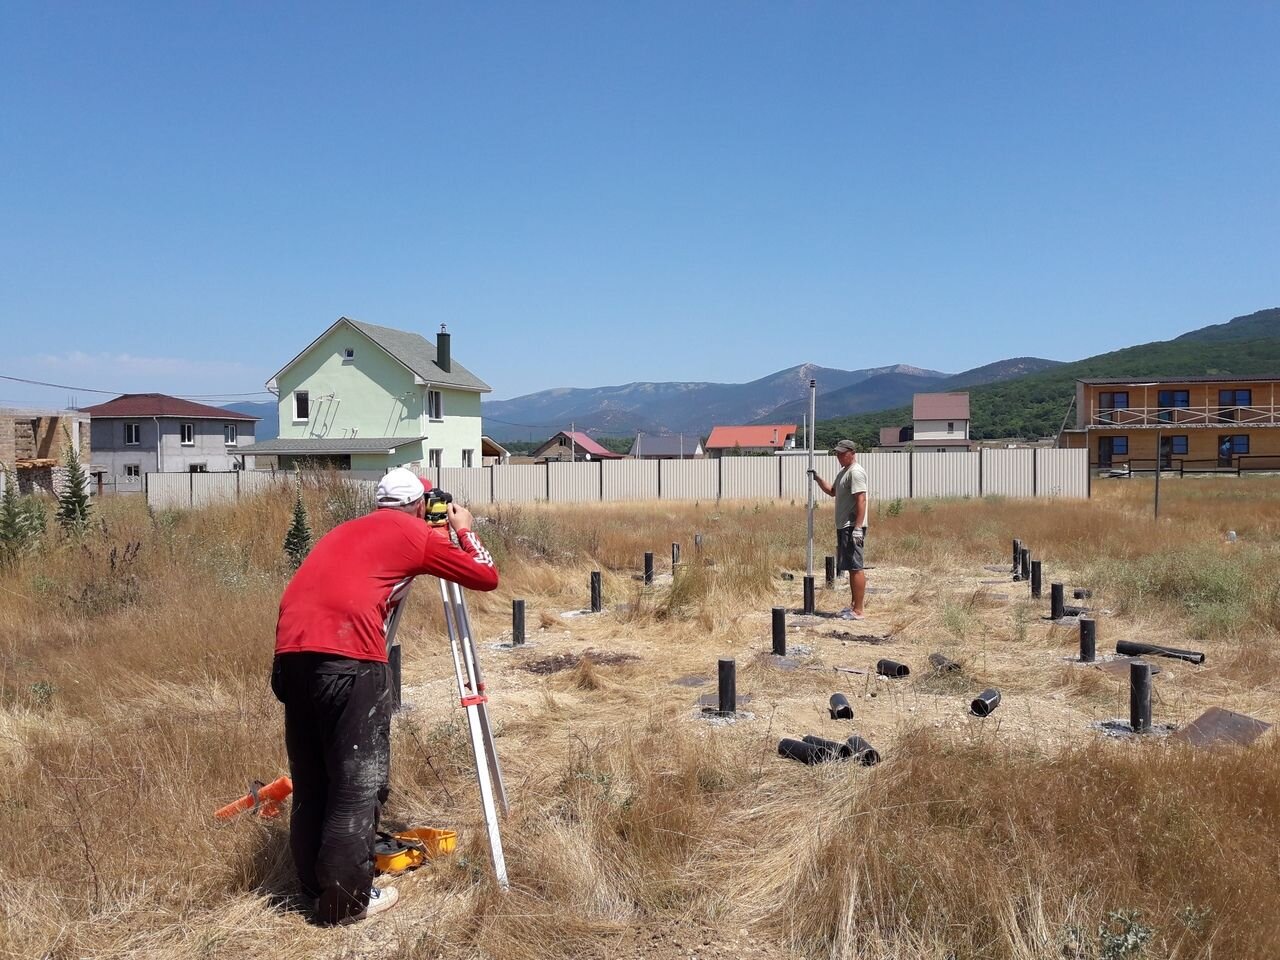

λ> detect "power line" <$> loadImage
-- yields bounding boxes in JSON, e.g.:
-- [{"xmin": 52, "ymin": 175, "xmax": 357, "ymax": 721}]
[{"xmin": 0, "ymin": 373, "xmax": 273, "ymax": 400}]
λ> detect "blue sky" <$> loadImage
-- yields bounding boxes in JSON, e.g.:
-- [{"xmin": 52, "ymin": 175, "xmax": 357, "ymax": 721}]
[{"xmin": 2, "ymin": 2, "xmax": 1277, "ymax": 406}]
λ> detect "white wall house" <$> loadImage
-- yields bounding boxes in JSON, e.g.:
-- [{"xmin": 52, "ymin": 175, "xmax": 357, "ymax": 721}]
[{"xmin": 877, "ymin": 393, "xmax": 972, "ymax": 453}]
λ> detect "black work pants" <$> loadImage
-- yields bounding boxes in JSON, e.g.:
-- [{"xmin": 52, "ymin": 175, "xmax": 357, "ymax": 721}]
[{"xmin": 271, "ymin": 652, "xmax": 392, "ymax": 924}]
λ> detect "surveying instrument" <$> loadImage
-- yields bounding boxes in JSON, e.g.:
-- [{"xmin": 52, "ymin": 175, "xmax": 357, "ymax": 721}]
[{"xmin": 382, "ymin": 486, "xmax": 510, "ymax": 889}]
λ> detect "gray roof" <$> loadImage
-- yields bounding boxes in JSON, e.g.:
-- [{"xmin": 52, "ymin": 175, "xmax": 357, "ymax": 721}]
[
  {"xmin": 628, "ymin": 434, "xmax": 703, "ymax": 456},
  {"xmin": 346, "ymin": 319, "xmax": 492, "ymax": 392},
  {"xmin": 232, "ymin": 436, "xmax": 428, "ymax": 456}
]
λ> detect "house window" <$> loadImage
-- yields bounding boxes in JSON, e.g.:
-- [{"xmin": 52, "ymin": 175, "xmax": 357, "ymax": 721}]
[
  {"xmin": 188, "ymin": 463, "xmax": 207, "ymax": 473},
  {"xmin": 124, "ymin": 464, "xmax": 140, "ymax": 480},
  {"xmin": 342, "ymin": 348, "xmax": 355, "ymax": 363},
  {"xmin": 1157, "ymin": 390, "xmax": 1190, "ymax": 422},
  {"xmin": 428, "ymin": 449, "xmax": 443, "ymax": 469},
  {"xmin": 1218, "ymin": 434, "xmax": 1249, "ymax": 463},
  {"xmin": 947, "ymin": 421, "xmax": 955, "ymax": 433},
  {"xmin": 1218, "ymin": 389, "xmax": 1251, "ymax": 421},
  {"xmin": 294, "ymin": 390, "xmax": 310, "ymax": 421},
  {"xmin": 223, "ymin": 423, "xmax": 237, "ymax": 446},
  {"xmin": 1169, "ymin": 436, "xmax": 1188, "ymax": 455},
  {"xmin": 180, "ymin": 423, "xmax": 195, "ymax": 446},
  {"xmin": 1112, "ymin": 437, "xmax": 1128, "ymax": 455},
  {"xmin": 462, "ymin": 449, "xmax": 474, "ymax": 468},
  {"xmin": 427, "ymin": 390, "xmax": 443, "ymax": 420},
  {"xmin": 124, "ymin": 422, "xmax": 141, "ymax": 445},
  {"xmin": 1097, "ymin": 392, "xmax": 1129, "ymax": 423}
]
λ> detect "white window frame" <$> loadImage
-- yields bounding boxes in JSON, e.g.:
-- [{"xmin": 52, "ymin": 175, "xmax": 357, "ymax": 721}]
[
  {"xmin": 427, "ymin": 389, "xmax": 443, "ymax": 421},
  {"xmin": 428, "ymin": 448, "xmax": 443, "ymax": 469},
  {"xmin": 180, "ymin": 422, "xmax": 195, "ymax": 446},
  {"xmin": 188, "ymin": 463, "xmax": 207, "ymax": 473},
  {"xmin": 223, "ymin": 423, "xmax": 238, "ymax": 446},
  {"xmin": 342, "ymin": 347, "xmax": 355, "ymax": 363},
  {"xmin": 124, "ymin": 422, "xmax": 141, "ymax": 445},
  {"xmin": 124, "ymin": 464, "xmax": 141, "ymax": 480},
  {"xmin": 461, "ymin": 449, "xmax": 474, "ymax": 468},
  {"xmin": 294, "ymin": 390, "xmax": 310, "ymax": 423}
]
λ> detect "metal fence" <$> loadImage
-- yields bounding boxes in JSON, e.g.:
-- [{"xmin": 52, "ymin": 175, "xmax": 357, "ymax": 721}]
[{"xmin": 145, "ymin": 448, "xmax": 1090, "ymax": 509}]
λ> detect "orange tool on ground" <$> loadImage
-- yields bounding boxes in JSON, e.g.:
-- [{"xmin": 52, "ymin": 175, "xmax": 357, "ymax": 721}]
[{"xmin": 214, "ymin": 776, "xmax": 293, "ymax": 821}]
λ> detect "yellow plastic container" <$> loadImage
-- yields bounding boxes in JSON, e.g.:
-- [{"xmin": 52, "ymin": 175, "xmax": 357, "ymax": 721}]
[{"xmin": 397, "ymin": 827, "xmax": 457, "ymax": 858}]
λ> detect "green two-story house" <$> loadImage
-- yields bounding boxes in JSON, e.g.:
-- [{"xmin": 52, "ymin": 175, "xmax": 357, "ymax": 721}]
[{"xmin": 240, "ymin": 317, "xmax": 491, "ymax": 472}]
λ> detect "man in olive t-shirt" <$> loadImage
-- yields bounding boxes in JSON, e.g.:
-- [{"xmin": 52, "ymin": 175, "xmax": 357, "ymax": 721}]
[{"xmin": 811, "ymin": 439, "xmax": 869, "ymax": 619}]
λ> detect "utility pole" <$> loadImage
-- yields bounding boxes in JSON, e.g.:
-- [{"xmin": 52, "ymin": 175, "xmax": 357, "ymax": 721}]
[{"xmin": 571, "ymin": 422, "xmax": 577, "ymax": 462}]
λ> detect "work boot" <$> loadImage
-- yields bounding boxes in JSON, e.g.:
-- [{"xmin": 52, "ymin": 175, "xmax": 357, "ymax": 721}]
[{"xmin": 339, "ymin": 885, "xmax": 399, "ymax": 924}]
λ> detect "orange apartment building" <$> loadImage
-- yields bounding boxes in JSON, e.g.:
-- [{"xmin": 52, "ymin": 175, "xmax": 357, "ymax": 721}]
[{"xmin": 1060, "ymin": 376, "xmax": 1280, "ymax": 471}]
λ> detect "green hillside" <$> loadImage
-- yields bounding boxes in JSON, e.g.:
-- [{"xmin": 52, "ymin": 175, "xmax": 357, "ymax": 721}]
[{"xmin": 815, "ymin": 309, "xmax": 1280, "ymax": 449}]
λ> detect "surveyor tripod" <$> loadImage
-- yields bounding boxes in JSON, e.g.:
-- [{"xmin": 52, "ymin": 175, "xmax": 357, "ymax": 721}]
[{"xmin": 384, "ymin": 571, "xmax": 510, "ymax": 890}]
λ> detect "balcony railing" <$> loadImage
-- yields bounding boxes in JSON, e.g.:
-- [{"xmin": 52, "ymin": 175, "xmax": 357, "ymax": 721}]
[{"xmin": 1089, "ymin": 404, "xmax": 1280, "ymax": 428}]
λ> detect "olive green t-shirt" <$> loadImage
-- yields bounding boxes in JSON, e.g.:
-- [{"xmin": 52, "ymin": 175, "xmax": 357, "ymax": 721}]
[{"xmin": 834, "ymin": 462, "xmax": 869, "ymax": 530}]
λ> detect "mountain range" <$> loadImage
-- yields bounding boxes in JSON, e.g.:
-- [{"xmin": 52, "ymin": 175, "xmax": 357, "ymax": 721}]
[{"xmin": 229, "ymin": 307, "xmax": 1280, "ymax": 445}]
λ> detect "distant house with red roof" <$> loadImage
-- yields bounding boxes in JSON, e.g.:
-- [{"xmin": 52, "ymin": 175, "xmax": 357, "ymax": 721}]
[
  {"xmin": 529, "ymin": 430, "xmax": 624, "ymax": 462},
  {"xmin": 877, "ymin": 393, "xmax": 972, "ymax": 452},
  {"xmin": 82, "ymin": 393, "xmax": 259, "ymax": 485},
  {"xmin": 704, "ymin": 424, "xmax": 797, "ymax": 457}
]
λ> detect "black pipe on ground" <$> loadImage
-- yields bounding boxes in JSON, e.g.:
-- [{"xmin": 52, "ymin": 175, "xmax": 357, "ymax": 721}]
[
  {"xmin": 803, "ymin": 575, "xmax": 816, "ymax": 615},
  {"xmin": 672, "ymin": 542, "xmax": 681, "ymax": 566},
  {"xmin": 778, "ymin": 738, "xmax": 828, "ymax": 765},
  {"xmin": 1050, "ymin": 583, "xmax": 1065, "ymax": 620},
  {"xmin": 801, "ymin": 734, "xmax": 847, "ymax": 762},
  {"xmin": 1079, "ymin": 617, "xmax": 1096, "ymax": 662},
  {"xmin": 876, "ymin": 659, "xmax": 910, "ymax": 678},
  {"xmin": 1130, "ymin": 661, "xmax": 1152, "ymax": 733},
  {"xmin": 512, "ymin": 599, "xmax": 526, "ymax": 647},
  {"xmin": 718, "ymin": 659, "xmax": 736, "ymax": 714},
  {"xmin": 1020, "ymin": 547, "xmax": 1031, "ymax": 582},
  {"xmin": 1030, "ymin": 560, "xmax": 1042, "ymax": 600},
  {"xmin": 1116, "ymin": 639, "xmax": 1206, "ymax": 665},
  {"xmin": 829, "ymin": 693, "xmax": 854, "ymax": 719},
  {"xmin": 970, "ymin": 688, "xmax": 1001, "ymax": 717},
  {"xmin": 1012, "ymin": 538, "xmax": 1022, "ymax": 575},
  {"xmin": 928, "ymin": 652, "xmax": 961, "ymax": 673},
  {"xmin": 644, "ymin": 552, "xmax": 654, "ymax": 586},
  {"xmin": 1073, "ymin": 588, "xmax": 1092, "ymax": 600},
  {"xmin": 825, "ymin": 555, "xmax": 835, "ymax": 589},
  {"xmin": 389, "ymin": 643, "xmax": 402, "ymax": 711},
  {"xmin": 845, "ymin": 735, "xmax": 881, "ymax": 766},
  {"xmin": 590, "ymin": 571, "xmax": 602, "ymax": 613},
  {"xmin": 772, "ymin": 606, "xmax": 786, "ymax": 656},
  {"xmin": 1063, "ymin": 604, "xmax": 1088, "ymax": 617}
]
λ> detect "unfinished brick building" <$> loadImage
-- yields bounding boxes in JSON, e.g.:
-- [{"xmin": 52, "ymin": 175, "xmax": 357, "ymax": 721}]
[{"xmin": 0, "ymin": 407, "xmax": 92, "ymax": 497}]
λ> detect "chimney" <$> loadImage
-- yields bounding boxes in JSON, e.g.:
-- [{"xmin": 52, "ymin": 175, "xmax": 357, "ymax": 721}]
[
  {"xmin": 772, "ymin": 428, "xmax": 778, "ymax": 445},
  {"xmin": 436, "ymin": 323, "xmax": 451, "ymax": 373}
]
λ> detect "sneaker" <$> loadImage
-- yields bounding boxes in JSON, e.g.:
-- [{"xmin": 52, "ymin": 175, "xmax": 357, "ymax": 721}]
[
  {"xmin": 341, "ymin": 885, "xmax": 399, "ymax": 924},
  {"xmin": 838, "ymin": 608, "xmax": 865, "ymax": 621}
]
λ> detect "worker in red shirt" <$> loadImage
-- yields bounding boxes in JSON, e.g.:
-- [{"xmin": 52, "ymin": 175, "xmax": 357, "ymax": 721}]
[{"xmin": 271, "ymin": 467, "xmax": 499, "ymax": 924}]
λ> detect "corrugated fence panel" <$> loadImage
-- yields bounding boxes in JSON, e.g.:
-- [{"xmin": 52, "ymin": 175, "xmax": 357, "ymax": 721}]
[
  {"xmin": 721, "ymin": 458, "xmax": 779, "ymax": 500},
  {"xmin": 780, "ymin": 454, "xmax": 837, "ymax": 499},
  {"xmin": 604, "ymin": 460, "xmax": 659, "ymax": 500},
  {"xmin": 549, "ymin": 462, "xmax": 599, "ymax": 503},
  {"xmin": 192, "ymin": 473, "xmax": 240, "ymax": 508},
  {"xmin": 913, "ymin": 452, "xmax": 980, "ymax": 498},
  {"xmin": 859, "ymin": 452, "xmax": 910, "ymax": 501},
  {"xmin": 1035, "ymin": 448, "xmax": 1088, "ymax": 498},
  {"xmin": 492, "ymin": 464, "xmax": 546, "ymax": 502},
  {"xmin": 240, "ymin": 471, "xmax": 288, "ymax": 498},
  {"xmin": 439, "ymin": 467, "xmax": 492, "ymax": 504},
  {"xmin": 146, "ymin": 473, "xmax": 190, "ymax": 509},
  {"xmin": 658, "ymin": 460, "xmax": 719, "ymax": 500},
  {"xmin": 982, "ymin": 449, "xmax": 1035, "ymax": 497}
]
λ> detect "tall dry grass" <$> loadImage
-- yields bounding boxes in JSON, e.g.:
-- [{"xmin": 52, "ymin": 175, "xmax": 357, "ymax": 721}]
[{"xmin": 0, "ymin": 474, "xmax": 1276, "ymax": 959}]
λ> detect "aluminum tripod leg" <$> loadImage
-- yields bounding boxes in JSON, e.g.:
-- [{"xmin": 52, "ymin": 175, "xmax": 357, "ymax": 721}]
[
  {"xmin": 439, "ymin": 577, "xmax": 509, "ymax": 889},
  {"xmin": 449, "ymin": 581, "xmax": 510, "ymax": 814}
]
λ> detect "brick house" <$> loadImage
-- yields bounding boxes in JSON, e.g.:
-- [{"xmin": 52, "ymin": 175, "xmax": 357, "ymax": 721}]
[{"xmin": 0, "ymin": 407, "xmax": 92, "ymax": 496}]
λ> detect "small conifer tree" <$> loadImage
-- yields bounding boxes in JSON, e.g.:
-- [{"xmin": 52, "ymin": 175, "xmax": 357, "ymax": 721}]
[
  {"xmin": 283, "ymin": 483, "xmax": 313, "ymax": 569},
  {"xmin": 55, "ymin": 428, "xmax": 91, "ymax": 536}
]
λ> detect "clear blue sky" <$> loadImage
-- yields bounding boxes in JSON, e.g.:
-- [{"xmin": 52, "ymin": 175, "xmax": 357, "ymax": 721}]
[{"xmin": 3, "ymin": 2, "xmax": 1277, "ymax": 407}]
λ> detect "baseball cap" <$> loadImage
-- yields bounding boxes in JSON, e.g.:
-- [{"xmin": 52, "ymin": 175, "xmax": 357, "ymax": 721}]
[
  {"xmin": 830, "ymin": 439, "xmax": 858, "ymax": 455},
  {"xmin": 376, "ymin": 467, "xmax": 426, "ymax": 507}
]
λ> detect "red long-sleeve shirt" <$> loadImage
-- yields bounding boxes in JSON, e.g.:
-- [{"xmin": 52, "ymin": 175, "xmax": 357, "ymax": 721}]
[{"xmin": 275, "ymin": 508, "xmax": 499, "ymax": 663}]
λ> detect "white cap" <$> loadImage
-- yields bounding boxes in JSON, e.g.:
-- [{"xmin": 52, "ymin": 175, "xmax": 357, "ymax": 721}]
[{"xmin": 375, "ymin": 467, "xmax": 426, "ymax": 507}]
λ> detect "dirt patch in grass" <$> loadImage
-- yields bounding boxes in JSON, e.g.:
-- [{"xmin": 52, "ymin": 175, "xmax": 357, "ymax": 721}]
[{"xmin": 519, "ymin": 649, "xmax": 641, "ymax": 675}]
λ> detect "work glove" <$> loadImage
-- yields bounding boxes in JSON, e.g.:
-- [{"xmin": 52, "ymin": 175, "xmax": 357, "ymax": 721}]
[{"xmin": 806, "ymin": 469, "xmax": 817, "ymax": 478}]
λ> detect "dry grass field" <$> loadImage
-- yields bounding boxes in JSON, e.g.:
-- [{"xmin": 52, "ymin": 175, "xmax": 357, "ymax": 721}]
[{"xmin": 2, "ymin": 476, "xmax": 1279, "ymax": 959}]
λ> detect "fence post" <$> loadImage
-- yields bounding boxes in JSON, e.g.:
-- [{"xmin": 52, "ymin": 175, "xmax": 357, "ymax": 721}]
[
  {"xmin": 656, "ymin": 458, "xmax": 662, "ymax": 499},
  {"xmin": 908, "ymin": 450, "xmax": 914, "ymax": 498},
  {"xmin": 1032, "ymin": 448, "xmax": 1038, "ymax": 496},
  {"xmin": 778, "ymin": 455, "xmax": 784, "ymax": 497},
  {"xmin": 489, "ymin": 465, "xmax": 495, "ymax": 503},
  {"xmin": 977, "ymin": 448, "xmax": 983, "ymax": 497},
  {"xmin": 598, "ymin": 460, "xmax": 604, "ymax": 502},
  {"xmin": 717, "ymin": 457, "xmax": 723, "ymax": 502},
  {"xmin": 544, "ymin": 462, "xmax": 551, "ymax": 501},
  {"xmin": 189, "ymin": 470, "xmax": 194, "ymax": 508}
]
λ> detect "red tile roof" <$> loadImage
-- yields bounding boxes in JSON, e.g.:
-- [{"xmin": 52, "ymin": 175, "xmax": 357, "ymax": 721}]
[
  {"xmin": 560, "ymin": 431, "xmax": 623, "ymax": 458},
  {"xmin": 704, "ymin": 425, "xmax": 798, "ymax": 449},
  {"xmin": 912, "ymin": 392, "xmax": 969, "ymax": 421},
  {"xmin": 80, "ymin": 393, "xmax": 259, "ymax": 421}
]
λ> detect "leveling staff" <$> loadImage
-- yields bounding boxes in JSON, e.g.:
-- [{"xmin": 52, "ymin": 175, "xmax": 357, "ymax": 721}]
[
  {"xmin": 810, "ymin": 439, "xmax": 869, "ymax": 620},
  {"xmin": 272, "ymin": 467, "xmax": 499, "ymax": 924}
]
